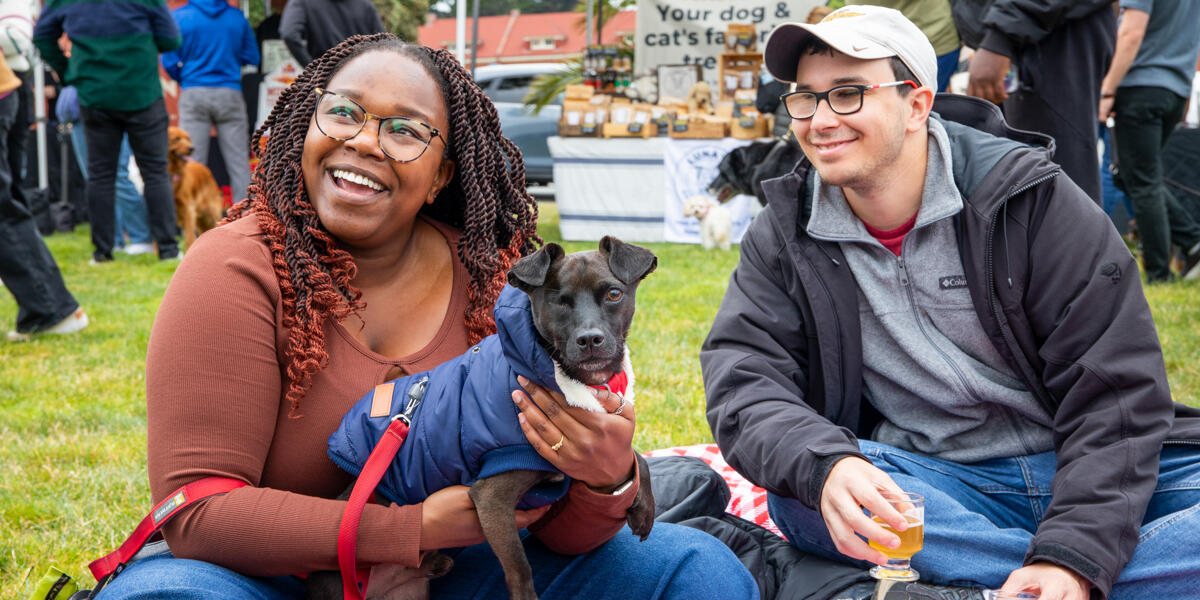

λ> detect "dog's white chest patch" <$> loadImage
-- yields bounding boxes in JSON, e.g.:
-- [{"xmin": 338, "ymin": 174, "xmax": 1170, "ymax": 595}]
[{"xmin": 552, "ymin": 348, "xmax": 635, "ymax": 412}]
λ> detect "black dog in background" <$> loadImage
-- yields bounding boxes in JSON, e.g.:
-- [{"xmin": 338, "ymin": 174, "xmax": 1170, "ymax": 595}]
[{"xmin": 707, "ymin": 136, "xmax": 803, "ymax": 208}]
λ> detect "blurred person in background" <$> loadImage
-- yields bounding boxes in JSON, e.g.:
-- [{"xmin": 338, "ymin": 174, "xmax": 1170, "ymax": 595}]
[
  {"xmin": 960, "ymin": 0, "xmax": 1116, "ymax": 204},
  {"xmin": 0, "ymin": 0, "xmax": 34, "ymax": 212},
  {"xmin": 162, "ymin": 0, "xmax": 260, "ymax": 205},
  {"xmin": 279, "ymin": 0, "xmax": 383, "ymax": 67},
  {"xmin": 1099, "ymin": 0, "xmax": 1200, "ymax": 282},
  {"xmin": 0, "ymin": 51, "xmax": 88, "ymax": 342},
  {"xmin": 34, "ymin": 0, "xmax": 181, "ymax": 263}
]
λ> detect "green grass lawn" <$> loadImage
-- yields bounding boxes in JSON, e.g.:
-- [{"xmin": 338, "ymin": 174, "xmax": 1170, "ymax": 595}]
[{"xmin": 2, "ymin": 202, "xmax": 1198, "ymax": 596}]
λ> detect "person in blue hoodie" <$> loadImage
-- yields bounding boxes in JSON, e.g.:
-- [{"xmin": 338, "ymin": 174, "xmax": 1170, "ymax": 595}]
[{"xmin": 162, "ymin": 0, "xmax": 260, "ymax": 205}]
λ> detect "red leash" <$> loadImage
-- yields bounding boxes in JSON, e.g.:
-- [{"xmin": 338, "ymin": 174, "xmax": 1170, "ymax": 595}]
[
  {"xmin": 337, "ymin": 417, "xmax": 411, "ymax": 599},
  {"xmin": 89, "ymin": 477, "xmax": 247, "ymax": 592}
]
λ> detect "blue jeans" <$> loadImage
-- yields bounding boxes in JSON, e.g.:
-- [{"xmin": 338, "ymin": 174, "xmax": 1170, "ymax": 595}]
[
  {"xmin": 1099, "ymin": 123, "xmax": 1133, "ymax": 221},
  {"xmin": 768, "ymin": 440, "xmax": 1200, "ymax": 598},
  {"xmin": 935, "ymin": 48, "xmax": 961, "ymax": 94},
  {"xmin": 70, "ymin": 125, "xmax": 151, "ymax": 246},
  {"xmin": 96, "ymin": 523, "xmax": 758, "ymax": 599}
]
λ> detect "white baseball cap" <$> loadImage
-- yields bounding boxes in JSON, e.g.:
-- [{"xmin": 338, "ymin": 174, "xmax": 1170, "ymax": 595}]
[{"xmin": 763, "ymin": 5, "xmax": 937, "ymax": 89}]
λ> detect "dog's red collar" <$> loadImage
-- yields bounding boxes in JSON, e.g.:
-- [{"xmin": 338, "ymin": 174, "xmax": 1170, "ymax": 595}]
[{"xmin": 588, "ymin": 370, "xmax": 628, "ymax": 397}]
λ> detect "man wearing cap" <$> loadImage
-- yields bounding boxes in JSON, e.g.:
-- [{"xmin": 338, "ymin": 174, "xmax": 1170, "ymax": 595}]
[{"xmin": 701, "ymin": 6, "xmax": 1200, "ymax": 600}]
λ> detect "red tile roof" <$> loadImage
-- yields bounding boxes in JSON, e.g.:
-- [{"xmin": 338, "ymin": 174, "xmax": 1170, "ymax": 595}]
[{"xmin": 418, "ymin": 10, "xmax": 635, "ymax": 64}]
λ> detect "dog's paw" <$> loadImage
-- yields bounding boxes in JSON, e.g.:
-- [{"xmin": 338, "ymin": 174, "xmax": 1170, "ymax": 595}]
[
  {"xmin": 626, "ymin": 498, "xmax": 655, "ymax": 541},
  {"xmin": 421, "ymin": 552, "xmax": 454, "ymax": 579}
]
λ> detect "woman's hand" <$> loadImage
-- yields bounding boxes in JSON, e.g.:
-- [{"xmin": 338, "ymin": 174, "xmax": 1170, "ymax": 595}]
[
  {"xmin": 419, "ymin": 485, "xmax": 549, "ymax": 550},
  {"xmin": 513, "ymin": 376, "xmax": 636, "ymax": 492}
]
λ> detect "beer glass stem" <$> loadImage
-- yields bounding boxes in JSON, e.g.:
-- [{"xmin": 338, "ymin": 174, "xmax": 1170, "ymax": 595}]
[{"xmin": 870, "ymin": 558, "xmax": 919, "ymax": 582}]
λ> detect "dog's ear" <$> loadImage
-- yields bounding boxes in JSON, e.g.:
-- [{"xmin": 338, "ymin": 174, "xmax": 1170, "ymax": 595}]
[
  {"xmin": 507, "ymin": 243, "xmax": 564, "ymax": 291},
  {"xmin": 600, "ymin": 236, "xmax": 657, "ymax": 284}
]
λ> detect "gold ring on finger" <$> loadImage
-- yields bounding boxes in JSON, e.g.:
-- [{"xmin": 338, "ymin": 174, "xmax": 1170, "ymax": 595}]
[{"xmin": 550, "ymin": 434, "xmax": 566, "ymax": 452}]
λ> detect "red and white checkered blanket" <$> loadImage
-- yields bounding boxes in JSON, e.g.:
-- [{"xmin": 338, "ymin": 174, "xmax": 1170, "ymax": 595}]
[{"xmin": 644, "ymin": 443, "xmax": 782, "ymax": 537}]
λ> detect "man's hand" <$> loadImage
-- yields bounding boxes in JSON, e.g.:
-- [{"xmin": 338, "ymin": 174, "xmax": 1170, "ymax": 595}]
[
  {"xmin": 1099, "ymin": 95, "xmax": 1116, "ymax": 123},
  {"xmin": 966, "ymin": 49, "xmax": 1013, "ymax": 104},
  {"xmin": 819, "ymin": 456, "xmax": 909, "ymax": 565},
  {"xmin": 1001, "ymin": 562, "xmax": 1090, "ymax": 600}
]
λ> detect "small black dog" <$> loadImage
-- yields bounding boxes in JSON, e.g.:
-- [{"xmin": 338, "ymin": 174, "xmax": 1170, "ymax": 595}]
[{"xmin": 309, "ymin": 236, "xmax": 657, "ymax": 600}]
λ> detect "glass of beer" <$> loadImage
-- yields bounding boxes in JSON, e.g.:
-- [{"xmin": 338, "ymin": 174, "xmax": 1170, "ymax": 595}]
[{"xmin": 867, "ymin": 491, "xmax": 924, "ymax": 582}]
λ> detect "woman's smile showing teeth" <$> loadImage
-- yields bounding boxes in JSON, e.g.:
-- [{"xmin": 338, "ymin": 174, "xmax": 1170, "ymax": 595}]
[{"xmin": 329, "ymin": 168, "xmax": 386, "ymax": 195}]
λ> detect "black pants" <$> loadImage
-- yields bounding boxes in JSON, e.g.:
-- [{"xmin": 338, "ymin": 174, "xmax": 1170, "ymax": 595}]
[
  {"xmin": 0, "ymin": 90, "xmax": 80, "ymax": 333},
  {"xmin": 1004, "ymin": 6, "xmax": 1115, "ymax": 203},
  {"xmin": 1114, "ymin": 86, "xmax": 1200, "ymax": 282},
  {"xmin": 7, "ymin": 71, "xmax": 30, "ymax": 208},
  {"xmin": 80, "ymin": 98, "xmax": 177, "ymax": 260}
]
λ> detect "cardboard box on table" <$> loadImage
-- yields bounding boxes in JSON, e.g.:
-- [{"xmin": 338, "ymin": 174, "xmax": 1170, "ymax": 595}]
[{"xmin": 603, "ymin": 102, "xmax": 659, "ymax": 138}]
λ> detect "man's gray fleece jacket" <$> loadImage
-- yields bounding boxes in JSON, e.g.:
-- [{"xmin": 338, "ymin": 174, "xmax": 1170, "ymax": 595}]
[{"xmin": 701, "ymin": 95, "xmax": 1200, "ymax": 598}]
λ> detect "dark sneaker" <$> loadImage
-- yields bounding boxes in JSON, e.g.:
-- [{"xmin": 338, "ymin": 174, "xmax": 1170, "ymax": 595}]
[
  {"xmin": 1184, "ymin": 242, "xmax": 1200, "ymax": 281},
  {"xmin": 89, "ymin": 253, "xmax": 114, "ymax": 266}
]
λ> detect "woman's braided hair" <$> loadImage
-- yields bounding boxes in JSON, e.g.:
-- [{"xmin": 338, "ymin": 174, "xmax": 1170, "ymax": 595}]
[{"xmin": 224, "ymin": 33, "xmax": 539, "ymax": 415}]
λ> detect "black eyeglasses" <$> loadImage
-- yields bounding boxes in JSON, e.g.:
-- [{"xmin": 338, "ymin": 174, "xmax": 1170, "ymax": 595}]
[
  {"xmin": 780, "ymin": 80, "xmax": 918, "ymax": 120},
  {"xmin": 313, "ymin": 88, "xmax": 443, "ymax": 162}
]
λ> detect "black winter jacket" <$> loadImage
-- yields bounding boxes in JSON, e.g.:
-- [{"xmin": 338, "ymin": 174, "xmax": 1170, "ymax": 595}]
[
  {"xmin": 950, "ymin": 0, "xmax": 1112, "ymax": 56},
  {"xmin": 701, "ymin": 95, "xmax": 1200, "ymax": 598},
  {"xmin": 279, "ymin": 0, "xmax": 384, "ymax": 65}
]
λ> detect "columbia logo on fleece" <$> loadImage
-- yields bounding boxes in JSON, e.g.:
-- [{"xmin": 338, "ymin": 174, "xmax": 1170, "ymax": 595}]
[{"xmin": 939, "ymin": 275, "xmax": 968, "ymax": 290}]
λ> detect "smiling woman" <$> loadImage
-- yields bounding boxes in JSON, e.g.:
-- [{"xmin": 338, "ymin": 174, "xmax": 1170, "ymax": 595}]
[{"xmin": 100, "ymin": 33, "xmax": 758, "ymax": 600}]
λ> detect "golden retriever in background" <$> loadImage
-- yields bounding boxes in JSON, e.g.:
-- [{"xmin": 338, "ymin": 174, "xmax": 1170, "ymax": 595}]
[{"xmin": 167, "ymin": 126, "xmax": 224, "ymax": 250}]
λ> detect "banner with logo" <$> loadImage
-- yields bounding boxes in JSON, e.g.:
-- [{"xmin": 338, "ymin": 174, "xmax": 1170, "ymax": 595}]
[
  {"xmin": 663, "ymin": 137, "xmax": 763, "ymax": 244},
  {"xmin": 635, "ymin": 0, "xmax": 823, "ymax": 89}
]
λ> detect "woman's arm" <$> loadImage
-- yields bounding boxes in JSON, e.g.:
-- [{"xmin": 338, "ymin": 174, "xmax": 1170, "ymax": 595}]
[{"xmin": 146, "ymin": 224, "xmax": 423, "ymax": 575}]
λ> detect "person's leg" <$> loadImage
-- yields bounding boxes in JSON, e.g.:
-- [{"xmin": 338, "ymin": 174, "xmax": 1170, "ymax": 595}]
[
  {"xmin": 431, "ymin": 523, "xmax": 759, "ymax": 600},
  {"xmin": 0, "ymin": 91, "xmax": 80, "ymax": 333},
  {"xmin": 1004, "ymin": 6, "xmax": 1114, "ymax": 203},
  {"xmin": 767, "ymin": 440, "xmax": 1047, "ymax": 589},
  {"xmin": 935, "ymin": 47, "xmax": 960, "ymax": 94},
  {"xmin": 123, "ymin": 98, "xmax": 178, "ymax": 259},
  {"xmin": 1109, "ymin": 446, "xmax": 1200, "ymax": 599},
  {"xmin": 213, "ymin": 87, "xmax": 252, "ymax": 204},
  {"xmin": 93, "ymin": 552, "xmax": 305, "ymax": 599},
  {"xmin": 80, "ymin": 106, "xmax": 124, "ymax": 262},
  {"xmin": 70, "ymin": 120, "xmax": 88, "ymax": 180},
  {"xmin": 114, "ymin": 135, "xmax": 152, "ymax": 246},
  {"xmin": 7, "ymin": 72, "xmax": 30, "ymax": 209},
  {"xmin": 1153, "ymin": 96, "xmax": 1200, "ymax": 255},
  {"xmin": 178, "ymin": 87, "xmax": 212, "ymax": 170},
  {"xmin": 1115, "ymin": 86, "xmax": 1177, "ymax": 282}
]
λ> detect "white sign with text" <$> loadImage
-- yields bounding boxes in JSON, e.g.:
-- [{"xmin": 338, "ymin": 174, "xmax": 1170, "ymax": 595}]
[{"xmin": 635, "ymin": 0, "xmax": 822, "ymax": 88}]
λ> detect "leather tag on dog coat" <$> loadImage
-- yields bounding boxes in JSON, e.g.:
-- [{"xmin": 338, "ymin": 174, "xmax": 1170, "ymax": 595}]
[{"xmin": 370, "ymin": 382, "xmax": 395, "ymax": 418}]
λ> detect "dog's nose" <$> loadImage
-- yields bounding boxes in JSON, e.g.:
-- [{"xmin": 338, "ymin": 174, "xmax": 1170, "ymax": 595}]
[{"xmin": 574, "ymin": 329, "xmax": 606, "ymax": 350}]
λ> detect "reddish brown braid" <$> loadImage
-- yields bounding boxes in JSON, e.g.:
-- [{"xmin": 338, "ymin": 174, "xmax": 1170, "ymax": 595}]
[{"xmin": 224, "ymin": 34, "xmax": 539, "ymax": 415}]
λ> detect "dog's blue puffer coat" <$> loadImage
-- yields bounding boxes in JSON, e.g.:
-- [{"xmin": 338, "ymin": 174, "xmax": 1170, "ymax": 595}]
[{"xmin": 327, "ymin": 284, "xmax": 570, "ymax": 509}]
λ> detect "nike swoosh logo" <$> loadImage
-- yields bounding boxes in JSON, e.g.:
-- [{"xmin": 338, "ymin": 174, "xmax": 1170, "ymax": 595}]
[{"xmin": 853, "ymin": 44, "xmax": 869, "ymax": 51}]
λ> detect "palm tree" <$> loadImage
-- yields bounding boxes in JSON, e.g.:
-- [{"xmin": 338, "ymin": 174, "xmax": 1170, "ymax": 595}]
[{"xmin": 524, "ymin": 0, "xmax": 635, "ymax": 113}]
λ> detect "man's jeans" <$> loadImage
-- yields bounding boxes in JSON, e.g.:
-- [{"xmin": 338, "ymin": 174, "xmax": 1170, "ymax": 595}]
[
  {"xmin": 70, "ymin": 126, "xmax": 152, "ymax": 247},
  {"xmin": 1113, "ymin": 86, "xmax": 1200, "ymax": 282},
  {"xmin": 179, "ymin": 87, "xmax": 251, "ymax": 204},
  {"xmin": 80, "ymin": 98, "xmax": 176, "ymax": 261},
  {"xmin": 768, "ymin": 440, "xmax": 1200, "ymax": 598},
  {"xmin": 0, "ymin": 91, "xmax": 79, "ymax": 332}
]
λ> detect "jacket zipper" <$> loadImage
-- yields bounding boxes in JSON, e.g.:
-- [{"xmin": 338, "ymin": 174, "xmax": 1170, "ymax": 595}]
[
  {"xmin": 985, "ymin": 171, "xmax": 1059, "ymax": 416},
  {"xmin": 895, "ymin": 246, "xmax": 985, "ymax": 406}
]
